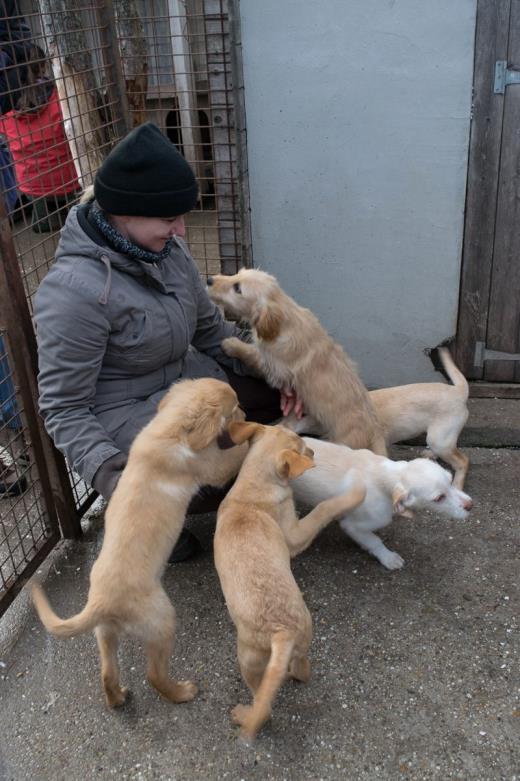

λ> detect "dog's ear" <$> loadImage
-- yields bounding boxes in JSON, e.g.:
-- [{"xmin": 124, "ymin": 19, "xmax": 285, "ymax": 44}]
[
  {"xmin": 254, "ymin": 306, "xmax": 282, "ymax": 341},
  {"xmin": 392, "ymin": 484, "xmax": 411, "ymax": 514},
  {"xmin": 185, "ymin": 404, "xmax": 224, "ymax": 451},
  {"xmin": 275, "ymin": 449, "xmax": 315, "ymax": 480},
  {"xmin": 227, "ymin": 420, "xmax": 263, "ymax": 445}
]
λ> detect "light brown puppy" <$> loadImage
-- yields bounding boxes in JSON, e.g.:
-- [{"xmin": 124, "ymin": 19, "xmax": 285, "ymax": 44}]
[
  {"xmin": 207, "ymin": 269, "xmax": 386, "ymax": 455},
  {"xmin": 214, "ymin": 421, "xmax": 366, "ymax": 741},
  {"xmin": 31, "ymin": 378, "xmax": 248, "ymax": 709},
  {"xmin": 288, "ymin": 348, "xmax": 470, "ymax": 490},
  {"xmin": 369, "ymin": 347, "xmax": 470, "ymax": 488}
]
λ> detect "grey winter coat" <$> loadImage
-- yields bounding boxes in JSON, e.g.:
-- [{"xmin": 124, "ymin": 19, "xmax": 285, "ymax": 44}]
[{"xmin": 34, "ymin": 204, "xmax": 248, "ymax": 490}]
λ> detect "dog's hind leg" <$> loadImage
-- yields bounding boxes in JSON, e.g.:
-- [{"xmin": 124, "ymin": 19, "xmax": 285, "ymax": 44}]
[
  {"xmin": 427, "ymin": 419, "xmax": 469, "ymax": 489},
  {"xmin": 289, "ymin": 654, "xmax": 311, "ymax": 683},
  {"xmin": 237, "ymin": 638, "xmax": 269, "ymax": 694},
  {"xmin": 438, "ymin": 447, "xmax": 469, "ymax": 490},
  {"xmin": 95, "ymin": 623, "xmax": 128, "ymax": 708},
  {"xmin": 144, "ymin": 591, "xmax": 198, "ymax": 704},
  {"xmin": 232, "ymin": 630, "xmax": 295, "ymax": 741}
]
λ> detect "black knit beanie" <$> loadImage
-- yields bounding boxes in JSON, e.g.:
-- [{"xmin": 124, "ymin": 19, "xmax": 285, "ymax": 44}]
[{"xmin": 94, "ymin": 122, "xmax": 199, "ymax": 217}]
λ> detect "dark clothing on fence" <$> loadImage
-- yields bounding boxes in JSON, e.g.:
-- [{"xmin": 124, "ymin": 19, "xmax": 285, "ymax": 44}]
[{"xmin": 0, "ymin": 1, "xmax": 32, "ymax": 115}]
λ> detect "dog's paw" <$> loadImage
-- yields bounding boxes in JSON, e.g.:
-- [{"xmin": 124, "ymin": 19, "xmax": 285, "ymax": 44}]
[
  {"xmin": 106, "ymin": 685, "xmax": 129, "ymax": 708},
  {"xmin": 231, "ymin": 703, "xmax": 251, "ymax": 726},
  {"xmin": 379, "ymin": 550, "xmax": 405, "ymax": 570},
  {"xmin": 172, "ymin": 679, "xmax": 198, "ymax": 703},
  {"xmin": 221, "ymin": 336, "xmax": 243, "ymax": 357},
  {"xmin": 231, "ymin": 704, "xmax": 259, "ymax": 743}
]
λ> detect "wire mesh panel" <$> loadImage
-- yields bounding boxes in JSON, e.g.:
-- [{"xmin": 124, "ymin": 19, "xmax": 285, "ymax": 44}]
[
  {"xmin": 0, "ymin": 0, "xmax": 245, "ymax": 614},
  {"xmin": 7, "ymin": 0, "xmax": 245, "ymax": 289},
  {"xmin": 0, "ymin": 331, "xmax": 59, "ymax": 612}
]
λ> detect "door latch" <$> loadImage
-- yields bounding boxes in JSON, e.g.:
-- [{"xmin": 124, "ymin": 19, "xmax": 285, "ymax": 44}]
[
  {"xmin": 494, "ymin": 61, "xmax": 520, "ymax": 94},
  {"xmin": 474, "ymin": 341, "xmax": 520, "ymax": 368}
]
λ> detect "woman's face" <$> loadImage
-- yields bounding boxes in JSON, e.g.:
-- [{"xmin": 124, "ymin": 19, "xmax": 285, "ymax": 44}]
[{"xmin": 109, "ymin": 214, "xmax": 186, "ymax": 253}]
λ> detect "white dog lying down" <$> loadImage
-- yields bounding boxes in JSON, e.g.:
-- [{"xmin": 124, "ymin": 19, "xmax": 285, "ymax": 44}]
[{"xmin": 292, "ymin": 437, "xmax": 473, "ymax": 570}]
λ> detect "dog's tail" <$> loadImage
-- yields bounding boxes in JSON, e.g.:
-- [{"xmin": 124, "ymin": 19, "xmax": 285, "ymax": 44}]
[
  {"xmin": 31, "ymin": 583, "xmax": 101, "ymax": 638},
  {"xmin": 436, "ymin": 347, "xmax": 469, "ymax": 399},
  {"xmin": 241, "ymin": 630, "xmax": 295, "ymax": 740}
]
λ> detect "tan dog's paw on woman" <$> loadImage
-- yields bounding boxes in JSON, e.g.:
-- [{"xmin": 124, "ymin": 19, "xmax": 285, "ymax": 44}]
[
  {"xmin": 207, "ymin": 269, "xmax": 386, "ymax": 455},
  {"xmin": 214, "ymin": 421, "xmax": 366, "ymax": 741},
  {"xmin": 30, "ymin": 378, "xmax": 248, "ymax": 709}
]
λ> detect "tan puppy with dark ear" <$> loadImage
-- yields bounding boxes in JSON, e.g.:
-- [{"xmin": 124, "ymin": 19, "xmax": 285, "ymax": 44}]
[
  {"xmin": 31, "ymin": 378, "xmax": 248, "ymax": 710},
  {"xmin": 214, "ymin": 421, "xmax": 366, "ymax": 741}
]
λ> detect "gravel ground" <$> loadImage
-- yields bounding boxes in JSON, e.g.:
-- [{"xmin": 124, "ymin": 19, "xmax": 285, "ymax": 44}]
[{"xmin": 0, "ymin": 445, "xmax": 518, "ymax": 781}]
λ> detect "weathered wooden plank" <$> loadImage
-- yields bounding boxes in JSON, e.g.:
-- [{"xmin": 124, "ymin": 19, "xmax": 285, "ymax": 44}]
[
  {"xmin": 112, "ymin": 0, "xmax": 147, "ymax": 128},
  {"xmin": 39, "ymin": 0, "xmax": 107, "ymax": 187},
  {"xmin": 168, "ymin": 0, "xmax": 205, "ymax": 180},
  {"xmin": 455, "ymin": 0, "xmax": 510, "ymax": 378},
  {"xmin": 484, "ymin": 0, "xmax": 520, "ymax": 381},
  {"xmin": 469, "ymin": 382, "xmax": 520, "ymax": 398}
]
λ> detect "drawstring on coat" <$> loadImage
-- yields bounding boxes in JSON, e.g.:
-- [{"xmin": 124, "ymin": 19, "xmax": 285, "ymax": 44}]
[{"xmin": 98, "ymin": 254, "xmax": 112, "ymax": 305}]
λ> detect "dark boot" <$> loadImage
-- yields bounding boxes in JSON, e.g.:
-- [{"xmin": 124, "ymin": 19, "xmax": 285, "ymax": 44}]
[
  {"xmin": 0, "ymin": 456, "xmax": 27, "ymax": 497},
  {"xmin": 167, "ymin": 484, "xmax": 230, "ymax": 563},
  {"xmin": 168, "ymin": 528, "xmax": 202, "ymax": 564}
]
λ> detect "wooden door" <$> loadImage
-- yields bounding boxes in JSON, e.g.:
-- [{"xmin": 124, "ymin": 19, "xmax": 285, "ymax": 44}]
[{"xmin": 456, "ymin": 0, "xmax": 520, "ymax": 384}]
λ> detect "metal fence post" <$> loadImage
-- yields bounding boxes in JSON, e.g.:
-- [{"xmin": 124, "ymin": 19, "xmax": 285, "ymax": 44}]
[
  {"xmin": 228, "ymin": 0, "xmax": 252, "ymax": 268},
  {"xmin": 0, "ymin": 198, "xmax": 82, "ymax": 540}
]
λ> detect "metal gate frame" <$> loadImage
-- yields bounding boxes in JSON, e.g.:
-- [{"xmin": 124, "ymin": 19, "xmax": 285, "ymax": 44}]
[{"xmin": 0, "ymin": 195, "xmax": 82, "ymax": 615}]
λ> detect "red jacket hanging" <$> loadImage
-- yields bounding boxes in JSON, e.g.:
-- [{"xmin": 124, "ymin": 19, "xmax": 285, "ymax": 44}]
[{"xmin": 0, "ymin": 86, "xmax": 79, "ymax": 197}]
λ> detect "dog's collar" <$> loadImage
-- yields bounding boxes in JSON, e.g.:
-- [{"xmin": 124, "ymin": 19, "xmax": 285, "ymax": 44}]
[{"xmin": 217, "ymin": 430, "xmax": 236, "ymax": 450}]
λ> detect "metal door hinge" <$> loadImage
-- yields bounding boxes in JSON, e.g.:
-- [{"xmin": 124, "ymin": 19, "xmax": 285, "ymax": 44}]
[
  {"xmin": 474, "ymin": 341, "xmax": 520, "ymax": 368},
  {"xmin": 494, "ymin": 61, "xmax": 520, "ymax": 94}
]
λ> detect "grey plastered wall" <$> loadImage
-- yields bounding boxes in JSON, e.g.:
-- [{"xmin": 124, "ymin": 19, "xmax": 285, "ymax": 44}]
[{"xmin": 238, "ymin": 0, "xmax": 476, "ymax": 387}]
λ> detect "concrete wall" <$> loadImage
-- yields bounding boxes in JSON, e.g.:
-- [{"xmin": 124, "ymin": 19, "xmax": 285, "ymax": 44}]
[{"xmin": 238, "ymin": 0, "xmax": 476, "ymax": 386}]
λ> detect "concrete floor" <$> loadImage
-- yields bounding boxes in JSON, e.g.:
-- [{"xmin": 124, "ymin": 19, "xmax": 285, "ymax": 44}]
[{"xmin": 0, "ymin": 441, "xmax": 518, "ymax": 781}]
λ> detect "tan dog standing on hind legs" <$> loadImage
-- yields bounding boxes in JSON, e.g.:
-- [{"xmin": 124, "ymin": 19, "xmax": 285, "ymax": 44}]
[
  {"xmin": 207, "ymin": 269, "xmax": 386, "ymax": 455},
  {"xmin": 31, "ymin": 378, "xmax": 248, "ymax": 709},
  {"xmin": 214, "ymin": 421, "xmax": 366, "ymax": 741}
]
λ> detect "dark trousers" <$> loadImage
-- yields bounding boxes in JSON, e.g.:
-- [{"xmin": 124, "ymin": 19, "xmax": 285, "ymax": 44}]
[
  {"xmin": 222, "ymin": 366, "xmax": 281, "ymax": 424},
  {"xmin": 29, "ymin": 191, "xmax": 80, "ymax": 233}
]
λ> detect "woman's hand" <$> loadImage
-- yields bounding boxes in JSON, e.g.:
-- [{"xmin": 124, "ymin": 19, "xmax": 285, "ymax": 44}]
[{"xmin": 280, "ymin": 386, "xmax": 304, "ymax": 419}]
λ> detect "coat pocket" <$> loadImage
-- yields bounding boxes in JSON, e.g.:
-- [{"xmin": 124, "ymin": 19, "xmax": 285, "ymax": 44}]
[{"xmin": 106, "ymin": 308, "xmax": 156, "ymax": 364}]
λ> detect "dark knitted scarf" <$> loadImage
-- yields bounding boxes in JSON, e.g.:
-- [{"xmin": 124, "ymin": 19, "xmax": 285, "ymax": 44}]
[{"xmin": 90, "ymin": 201, "xmax": 174, "ymax": 264}]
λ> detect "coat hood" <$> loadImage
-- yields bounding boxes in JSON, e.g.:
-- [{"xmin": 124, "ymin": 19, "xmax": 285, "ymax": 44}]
[{"xmin": 55, "ymin": 204, "xmax": 188, "ymax": 303}]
